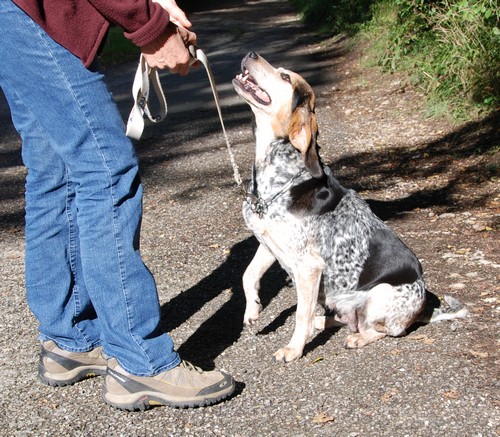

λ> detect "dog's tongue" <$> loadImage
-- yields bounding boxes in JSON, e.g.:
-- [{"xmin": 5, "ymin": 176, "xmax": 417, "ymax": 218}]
[
  {"xmin": 254, "ymin": 87, "xmax": 270, "ymax": 103},
  {"xmin": 237, "ymin": 73, "xmax": 271, "ymax": 104}
]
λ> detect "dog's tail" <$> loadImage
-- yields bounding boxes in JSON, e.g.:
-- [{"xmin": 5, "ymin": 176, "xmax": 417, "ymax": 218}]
[{"xmin": 420, "ymin": 291, "xmax": 469, "ymax": 323}]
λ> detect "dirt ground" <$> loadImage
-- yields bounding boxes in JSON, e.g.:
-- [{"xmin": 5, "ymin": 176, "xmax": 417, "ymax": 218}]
[{"xmin": 0, "ymin": 1, "xmax": 498, "ymax": 436}]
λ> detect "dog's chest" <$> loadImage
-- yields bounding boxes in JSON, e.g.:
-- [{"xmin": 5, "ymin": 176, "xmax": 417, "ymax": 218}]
[{"xmin": 243, "ymin": 150, "xmax": 312, "ymax": 262}]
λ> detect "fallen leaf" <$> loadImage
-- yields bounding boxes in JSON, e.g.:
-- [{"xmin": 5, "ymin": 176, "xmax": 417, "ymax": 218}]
[
  {"xmin": 469, "ymin": 350, "xmax": 489, "ymax": 358},
  {"xmin": 308, "ymin": 357, "xmax": 324, "ymax": 365},
  {"xmin": 443, "ymin": 389, "xmax": 460, "ymax": 400},
  {"xmin": 381, "ymin": 389, "xmax": 398, "ymax": 403},
  {"xmin": 482, "ymin": 297, "xmax": 498, "ymax": 303},
  {"xmin": 410, "ymin": 334, "xmax": 435, "ymax": 344},
  {"xmin": 312, "ymin": 412, "xmax": 335, "ymax": 424}
]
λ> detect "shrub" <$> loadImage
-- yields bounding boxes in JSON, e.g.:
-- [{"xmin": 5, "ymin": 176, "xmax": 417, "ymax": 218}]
[
  {"xmin": 372, "ymin": 0, "xmax": 499, "ymax": 118},
  {"xmin": 290, "ymin": 0, "xmax": 500, "ymax": 119}
]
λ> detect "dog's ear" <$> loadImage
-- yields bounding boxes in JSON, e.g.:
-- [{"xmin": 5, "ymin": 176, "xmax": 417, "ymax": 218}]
[{"xmin": 289, "ymin": 104, "xmax": 323, "ymax": 179}]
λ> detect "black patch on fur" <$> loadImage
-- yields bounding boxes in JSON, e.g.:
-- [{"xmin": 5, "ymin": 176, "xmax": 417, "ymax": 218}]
[
  {"xmin": 357, "ymin": 228, "xmax": 423, "ymax": 290},
  {"xmin": 291, "ymin": 82, "xmax": 313, "ymax": 112},
  {"xmin": 292, "ymin": 88, "xmax": 306, "ymax": 112},
  {"xmin": 290, "ymin": 166, "xmax": 347, "ymax": 215}
]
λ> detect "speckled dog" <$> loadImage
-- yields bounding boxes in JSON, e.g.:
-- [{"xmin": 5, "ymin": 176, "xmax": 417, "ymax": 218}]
[{"xmin": 233, "ymin": 52, "xmax": 467, "ymax": 362}]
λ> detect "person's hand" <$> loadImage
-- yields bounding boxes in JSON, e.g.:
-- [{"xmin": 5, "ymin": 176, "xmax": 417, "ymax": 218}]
[
  {"xmin": 141, "ymin": 23, "xmax": 197, "ymax": 75},
  {"xmin": 152, "ymin": 0, "xmax": 192, "ymax": 28}
]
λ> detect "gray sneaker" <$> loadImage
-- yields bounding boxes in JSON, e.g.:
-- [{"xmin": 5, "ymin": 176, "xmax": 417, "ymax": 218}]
[
  {"xmin": 103, "ymin": 358, "xmax": 235, "ymax": 410},
  {"xmin": 39, "ymin": 340, "xmax": 107, "ymax": 386}
]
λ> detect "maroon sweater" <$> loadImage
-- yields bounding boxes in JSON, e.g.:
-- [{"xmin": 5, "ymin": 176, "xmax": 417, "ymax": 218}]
[{"xmin": 12, "ymin": 0, "xmax": 170, "ymax": 67}]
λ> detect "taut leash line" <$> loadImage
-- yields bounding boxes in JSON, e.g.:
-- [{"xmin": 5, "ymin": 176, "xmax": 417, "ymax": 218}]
[{"xmin": 126, "ymin": 47, "xmax": 243, "ymax": 188}]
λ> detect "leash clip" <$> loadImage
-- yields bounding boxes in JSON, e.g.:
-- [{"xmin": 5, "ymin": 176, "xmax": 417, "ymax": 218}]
[{"xmin": 247, "ymin": 194, "xmax": 268, "ymax": 218}]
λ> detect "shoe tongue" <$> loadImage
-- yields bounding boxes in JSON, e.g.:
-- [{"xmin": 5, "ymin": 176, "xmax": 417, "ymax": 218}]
[{"xmin": 181, "ymin": 360, "xmax": 202, "ymax": 373}]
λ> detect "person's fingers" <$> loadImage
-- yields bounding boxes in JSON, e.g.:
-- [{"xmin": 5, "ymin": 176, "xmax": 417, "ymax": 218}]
[
  {"xmin": 141, "ymin": 23, "xmax": 195, "ymax": 74},
  {"xmin": 177, "ymin": 26, "xmax": 197, "ymax": 46},
  {"xmin": 152, "ymin": 0, "xmax": 192, "ymax": 28}
]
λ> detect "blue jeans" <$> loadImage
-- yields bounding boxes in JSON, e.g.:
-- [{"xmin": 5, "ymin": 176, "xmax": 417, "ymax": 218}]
[{"xmin": 0, "ymin": 2, "xmax": 180, "ymax": 376}]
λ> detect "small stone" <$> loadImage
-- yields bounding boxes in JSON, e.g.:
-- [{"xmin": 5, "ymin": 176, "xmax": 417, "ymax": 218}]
[
  {"xmin": 450, "ymin": 283, "xmax": 466, "ymax": 290},
  {"xmin": 438, "ymin": 213, "xmax": 456, "ymax": 219}
]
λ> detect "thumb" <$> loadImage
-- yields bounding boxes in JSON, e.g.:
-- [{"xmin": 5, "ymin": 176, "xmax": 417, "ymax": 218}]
[{"xmin": 152, "ymin": 0, "xmax": 192, "ymax": 28}]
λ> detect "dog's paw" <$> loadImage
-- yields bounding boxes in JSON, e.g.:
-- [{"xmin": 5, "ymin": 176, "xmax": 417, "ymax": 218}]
[
  {"xmin": 273, "ymin": 346, "xmax": 302, "ymax": 363},
  {"xmin": 344, "ymin": 333, "xmax": 366, "ymax": 349},
  {"xmin": 344, "ymin": 330, "xmax": 386, "ymax": 348},
  {"xmin": 243, "ymin": 316, "xmax": 258, "ymax": 327},
  {"xmin": 243, "ymin": 302, "xmax": 262, "ymax": 326}
]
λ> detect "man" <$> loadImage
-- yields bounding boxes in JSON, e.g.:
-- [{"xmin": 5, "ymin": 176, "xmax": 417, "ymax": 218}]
[{"xmin": 0, "ymin": 0, "xmax": 235, "ymax": 410}]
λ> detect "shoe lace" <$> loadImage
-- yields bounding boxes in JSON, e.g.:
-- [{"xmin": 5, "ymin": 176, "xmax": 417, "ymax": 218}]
[{"xmin": 180, "ymin": 360, "xmax": 203, "ymax": 374}]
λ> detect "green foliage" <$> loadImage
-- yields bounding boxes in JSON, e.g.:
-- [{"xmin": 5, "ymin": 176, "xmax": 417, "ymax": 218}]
[
  {"xmin": 290, "ymin": 0, "xmax": 500, "ymax": 120},
  {"xmin": 373, "ymin": 0, "xmax": 499, "ymax": 119},
  {"xmin": 99, "ymin": 26, "xmax": 140, "ymax": 67}
]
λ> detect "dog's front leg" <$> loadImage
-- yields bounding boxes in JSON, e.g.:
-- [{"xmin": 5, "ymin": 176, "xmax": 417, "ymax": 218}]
[
  {"xmin": 243, "ymin": 244, "xmax": 276, "ymax": 326},
  {"xmin": 274, "ymin": 252, "xmax": 324, "ymax": 362}
]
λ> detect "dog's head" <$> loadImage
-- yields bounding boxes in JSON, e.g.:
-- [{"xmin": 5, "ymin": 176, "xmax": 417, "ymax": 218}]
[{"xmin": 233, "ymin": 52, "xmax": 323, "ymax": 178}]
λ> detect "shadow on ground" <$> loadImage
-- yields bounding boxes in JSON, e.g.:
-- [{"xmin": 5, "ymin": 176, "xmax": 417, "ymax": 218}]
[
  {"xmin": 159, "ymin": 236, "xmax": 289, "ymax": 367},
  {"xmin": 335, "ymin": 110, "xmax": 499, "ymax": 221}
]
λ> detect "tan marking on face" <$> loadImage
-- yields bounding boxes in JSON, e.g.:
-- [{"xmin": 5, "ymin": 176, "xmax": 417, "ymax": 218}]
[{"xmin": 234, "ymin": 53, "xmax": 323, "ymax": 177}]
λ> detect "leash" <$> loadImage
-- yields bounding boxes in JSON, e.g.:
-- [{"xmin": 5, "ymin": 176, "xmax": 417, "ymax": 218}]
[{"xmin": 126, "ymin": 46, "xmax": 243, "ymax": 188}]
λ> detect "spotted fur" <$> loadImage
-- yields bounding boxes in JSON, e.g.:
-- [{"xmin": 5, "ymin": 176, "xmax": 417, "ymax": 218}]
[{"xmin": 233, "ymin": 52, "xmax": 467, "ymax": 362}]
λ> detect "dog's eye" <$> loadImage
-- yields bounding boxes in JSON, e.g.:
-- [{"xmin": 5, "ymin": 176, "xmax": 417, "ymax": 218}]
[{"xmin": 281, "ymin": 73, "xmax": 291, "ymax": 83}]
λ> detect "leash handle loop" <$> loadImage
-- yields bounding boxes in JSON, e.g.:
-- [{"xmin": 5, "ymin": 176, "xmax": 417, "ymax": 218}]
[{"xmin": 126, "ymin": 55, "xmax": 168, "ymax": 140}]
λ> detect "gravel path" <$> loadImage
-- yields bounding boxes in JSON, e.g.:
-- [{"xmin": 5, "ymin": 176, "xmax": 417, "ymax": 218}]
[{"xmin": 0, "ymin": 1, "xmax": 498, "ymax": 436}]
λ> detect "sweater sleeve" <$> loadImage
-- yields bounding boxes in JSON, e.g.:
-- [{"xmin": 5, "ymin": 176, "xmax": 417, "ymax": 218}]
[{"xmin": 87, "ymin": 0, "xmax": 170, "ymax": 47}]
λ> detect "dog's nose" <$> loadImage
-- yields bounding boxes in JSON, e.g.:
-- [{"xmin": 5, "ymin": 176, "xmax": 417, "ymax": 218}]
[{"xmin": 247, "ymin": 51, "xmax": 258, "ymax": 59}]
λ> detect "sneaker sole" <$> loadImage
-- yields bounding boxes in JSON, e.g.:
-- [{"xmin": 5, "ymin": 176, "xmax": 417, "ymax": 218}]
[
  {"xmin": 39, "ymin": 363, "xmax": 107, "ymax": 387},
  {"xmin": 102, "ymin": 383, "xmax": 235, "ymax": 411}
]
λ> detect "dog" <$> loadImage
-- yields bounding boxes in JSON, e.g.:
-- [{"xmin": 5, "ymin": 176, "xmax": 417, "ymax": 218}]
[{"xmin": 232, "ymin": 51, "xmax": 467, "ymax": 362}]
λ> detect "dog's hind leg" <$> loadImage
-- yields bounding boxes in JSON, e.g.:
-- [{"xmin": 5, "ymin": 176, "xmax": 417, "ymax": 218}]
[
  {"xmin": 243, "ymin": 244, "xmax": 276, "ymax": 326},
  {"xmin": 274, "ymin": 250, "xmax": 325, "ymax": 362},
  {"xmin": 343, "ymin": 282, "xmax": 425, "ymax": 348}
]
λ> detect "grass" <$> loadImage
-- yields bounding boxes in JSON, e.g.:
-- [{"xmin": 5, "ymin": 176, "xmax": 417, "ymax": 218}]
[
  {"xmin": 99, "ymin": 26, "xmax": 140, "ymax": 67},
  {"xmin": 290, "ymin": 0, "xmax": 500, "ymax": 121}
]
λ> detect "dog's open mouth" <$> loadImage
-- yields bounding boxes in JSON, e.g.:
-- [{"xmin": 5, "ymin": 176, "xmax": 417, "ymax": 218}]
[{"xmin": 234, "ymin": 69, "xmax": 271, "ymax": 105}]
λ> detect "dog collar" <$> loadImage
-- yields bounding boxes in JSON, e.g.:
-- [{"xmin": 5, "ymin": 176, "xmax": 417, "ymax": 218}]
[{"xmin": 246, "ymin": 168, "xmax": 306, "ymax": 218}]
